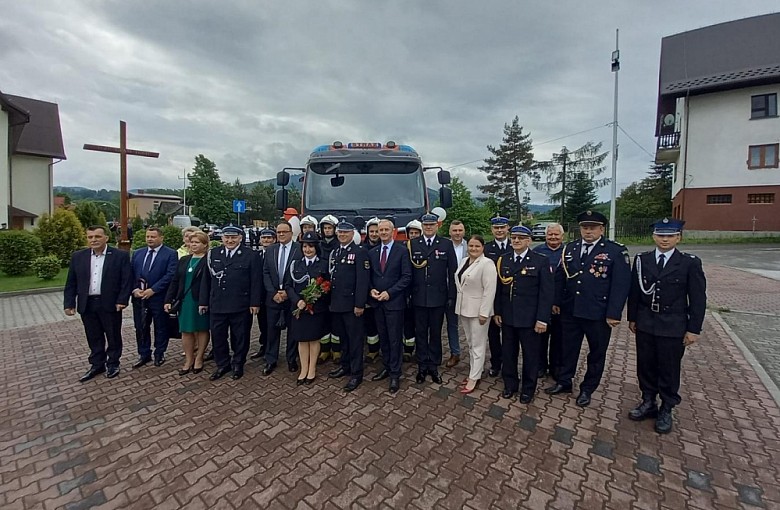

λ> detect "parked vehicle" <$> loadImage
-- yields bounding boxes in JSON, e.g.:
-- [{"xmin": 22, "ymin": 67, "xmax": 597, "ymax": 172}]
[{"xmin": 531, "ymin": 221, "xmax": 555, "ymax": 241}]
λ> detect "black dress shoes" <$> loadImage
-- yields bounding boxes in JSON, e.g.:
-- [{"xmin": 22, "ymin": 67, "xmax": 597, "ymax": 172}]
[
  {"xmin": 304, "ymin": 377, "xmax": 316, "ymax": 385},
  {"xmin": 79, "ymin": 366, "xmax": 105, "ymax": 382},
  {"xmin": 575, "ymin": 392, "xmax": 592, "ymax": 407},
  {"xmin": 519, "ymin": 393, "xmax": 533, "ymax": 404},
  {"xmin": 288, "ymin": 362, "xmax": 299, "ymax": 373},
  {"xmin": 544, "ymin": 383, "xmax": 572, "ymax": 395},
  {"xmin": 628, "ymin": 400, "xmax": 658, "ymax": 421},
  {"xmin": 655, "ymin": 406, "xmax": 673, "ymax": 434},
  {"xmin": 133, "ymin": 357, "xmax": 151, "ymax": 369},
  {"xmin": 154, "ymin": 355, "xmax": 166, "ymax": 367},
  {"xmin": 415, "ymin": 371, "xmax": 426, "ymax": 384},
  {"xmin": 371, "ymin": 369, "xmax": 389, "ymax": 382},
  {"xmin": 488, "ymin": 368, "xmax": 501, "ymax": 377},
  {"xmin": 209, "ymin": 366, "xmax": 231, "ymax": 381},
  {"xmin": 250, "ymin": 350, "xmax": 264, "ymax": 360},
  {"xmin": 106, "ymin": 366, "xmax": 120, "ymax": 379},
  {"xmin": 537, "ymin": 369, "xmax": 547, "ymax": 379},
  {"xmin": 297, "ymin": 378, "xmax": 307, "ymax": 386},
  {"xmin": 329, "ymin": 367, "xmax": 349, "ymax": 379},
  {"xmin": 501, "ymin": 389, "xmax": 516, "ymax": 399},
  {"xmin": 389, "ymin": 378, "xmax": 400, "ymax": 393},
  {"xmin": 262, "ymin": 363, "xmax": 277, "ymax": 376},
  {"xmin": 344, "ymin": 377, "xmax": 361, "ymax": 392},
  {"xmin": 231, "ymin": 371, "xmax": 244, "ymax": 380},
  {"xmin": 430, "ymin": 371, "xmax": 443, "ymax": 384}
]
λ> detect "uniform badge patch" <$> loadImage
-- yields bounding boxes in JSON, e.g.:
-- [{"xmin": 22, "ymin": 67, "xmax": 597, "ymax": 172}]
[{"xmin": 364, "ymin": 260, "xmax": 370, "ymax": 269}]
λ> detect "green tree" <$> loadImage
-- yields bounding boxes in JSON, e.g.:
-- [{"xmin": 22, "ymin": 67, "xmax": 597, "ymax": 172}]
[
  {"xmin": 55, "ymin": 192, "xmax": 72, "ymax": 205},
  {"xmin": 534, "ymin": 142, "xmax": 609, "ymax": 225},
  {"xmin": 161, "ymin": 226, "xmax": 183, "ymax": 249},
  {"xmin": 74, "ymin": 201, "xmax": 105, "ymax": 230},
  {"xmin": 616, "ymin": 164, "xmax": 673, "ymax": 219},
  {"xmin": 188, "ymin": 155, "xmax": 229, "ymax": 224},
  {"xmin": 478, "ymin": 116, "xmax": 535, "ymax": 222},
  {"xmin": 437, "ymin": 177, "xmax": 490, "ymax": 237},
  {"xmin": 247, "ymin": 183, "xmax": 277, "ymax": 222},
  {"xmin": 35, "ymin": 209, "xmax": 87, "ymax": 266},
  {"xmin": 0, "ymin": 230, "xmax": 43, "ymax": 275}
]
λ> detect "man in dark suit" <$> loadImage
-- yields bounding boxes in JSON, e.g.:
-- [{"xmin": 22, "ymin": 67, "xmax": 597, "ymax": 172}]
[
  {"xmin": 64, "ymin": 225, "xmax": 133, "ymax": 382},
  {"xmin": 262, "ymin": 220, "xmax": 302, "ymax": 375},
  {"xmin": 130, "ymin": 226, "xmax": 178, "ymax": 368},
  {"xmin": 327, "ymin": 220, "xmax": 370, "ymax": 392},
  {"xmin": 547, "ymin": 210, "xmax": 631, "ymax": 407},
  {"xmin": 484, "ymin": 215, "xmax": 512, "ymax": 377},
  {"xmin": 250, "ymin": 228, "xmax": 276, "ymax": 360},
  {"xmin": 628, "ymin": 218, "xmax": 706, "ymax": 434},
  {"xmin": 367, "ymin": 219, "xmax": 412, "ymax": 393},
  {"xmin": 199, "ymin": 225, "xmax": 262, "ymax": 380},
  {"xmin": 494, "ymin": 226, "xmax": 554, "ymax": 404},
  {"xmin": 408, "ymin": 213, "xmax": 457, "ymax": 384}
]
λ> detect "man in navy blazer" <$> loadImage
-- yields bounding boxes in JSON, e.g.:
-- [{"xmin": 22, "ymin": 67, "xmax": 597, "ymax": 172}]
[
  {"xmin": 64, "ymin": 225, "xmax": 133, "ymax": 382},
  {"xmin": 130, "ymin": 227, "xmax": 178, "ymax": 367},
  {"xmin": 367, "ymin": 219, "xmax": 412, "ymax": 393}
]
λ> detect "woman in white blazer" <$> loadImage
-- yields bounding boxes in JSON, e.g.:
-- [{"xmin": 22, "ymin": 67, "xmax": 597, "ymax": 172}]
[{"xmin": 454, "ymin": 235, "xmax": 498, "ymax": 393}]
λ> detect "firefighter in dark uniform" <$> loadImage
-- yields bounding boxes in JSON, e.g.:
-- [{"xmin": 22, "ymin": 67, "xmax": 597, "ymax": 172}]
[
  {"xmin": 402, "ymin": 220, "xmax": 423, "ymax": 361},
  {"xmin": 318, "ymin": 214, "xmax": 341, "ymax": 363},
  {"xmin": 484, "ymin": 215, "xmax": 512, "ymax": 377},
  {"xmin": 250, "ymin": 228, "xmax": 276, "ymax": 360},
  {"xmin": 546, "ymin": 210, "xmax": 631, "ymax": 407},
  {"xmin": 327, "ymin": 220, "xmax": 370, "ymax": 392},
  {"xmin": 627, "ymin": 218, "xmax": 706, "ymax": 434},
  {"xmin": 199, "ymin": 225, "xmax": 262, "ymax": 381},
  {"xmin": 494, "ymin": 226, "xmax": 554, "ymax": 404},
  {"xmin": 409, "ymin": 213, "xmax": 457, "ymax": 384},
  {"xmin": 362, "ymin": 217, "xmax": 382, "ymax": 362}
]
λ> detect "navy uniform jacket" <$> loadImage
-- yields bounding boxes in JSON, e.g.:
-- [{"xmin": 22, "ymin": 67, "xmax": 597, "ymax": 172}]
[
  {"xmin": 64, "ymin": 246, "xmax": 133, "ymax": 314},
  {"xmin": 408, "ymin": 236, "xmax": 457, "ymax": 308},
  {"xmin": 494, "ymin": 250, "xmax": 554, "ymax": 328},
  {"xmin": 329, "ymin": 242, "xmax": 370, "ymax": 313},
  {"xmin": 484, "ymin": 239, "xmax": 512, "ymax": 264},
  {"xmin": 199, "ymin": 246, "xmax": 262, "ymax": 313},
  {"xmin": 263, "ymin": 242, "xmax": 303, "ymax": 308},
  {"xmin": 627, "ymin": 250, "xmax": 707, "ymax": 337},
  {"xmin": 321, "ymin": 237, "xmax": 338, "ymax": 261},
  {"xmin": 285, "ymin": 258, "xmax": 331, "ymax": 315},
  {"xmin": 555, "ymin": 238, "xmax": 630, "ymax": 321},
  {"xmin": 368, "ymin": 242, "xmax": 412, "ymax": 311}
]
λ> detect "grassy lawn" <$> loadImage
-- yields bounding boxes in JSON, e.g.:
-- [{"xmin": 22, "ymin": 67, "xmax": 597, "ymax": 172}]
[{"xmin": 0, "ymin": 269, "xmax": 68, "ymax": 293}]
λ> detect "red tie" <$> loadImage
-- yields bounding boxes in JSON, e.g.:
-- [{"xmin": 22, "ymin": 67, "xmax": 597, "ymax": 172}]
[{"xmin": 380, "ymin": 245, "xmax": 388, "ymax": 272}]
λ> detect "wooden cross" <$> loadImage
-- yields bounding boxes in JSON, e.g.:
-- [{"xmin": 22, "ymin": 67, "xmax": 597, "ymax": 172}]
[{"xmin": 83, "ymin": 121, "xmax": 159, "ymax": 250}]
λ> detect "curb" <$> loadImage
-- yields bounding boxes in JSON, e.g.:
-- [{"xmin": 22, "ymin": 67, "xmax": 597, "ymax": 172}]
[
  {"xmin": 712, "ymin": 311, "xmax": 780, "ymax": 407},
  {"xmin": 0, "ymin": 286, "xmax": 64, "ymax": 298}
]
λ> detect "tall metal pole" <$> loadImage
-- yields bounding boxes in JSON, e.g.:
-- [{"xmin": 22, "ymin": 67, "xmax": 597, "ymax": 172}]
[
  {"xmin": 609, "ymin": 29, "xmax": 620, "ymax": 240},
  {"xmin": 179, "ymin": 168, "xmax": 188, "ymax": 216},
  {"xmin": 119, "ymin": 121, "xmax": 130, "ymax": 250}
]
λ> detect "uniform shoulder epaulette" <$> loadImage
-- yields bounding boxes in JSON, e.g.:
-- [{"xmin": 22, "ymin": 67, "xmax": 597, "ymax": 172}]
[
  {"xmin": 606, "ymin": 239, "xmax": 626, "ymax": 248},
  {"xmin": 679, "ymin": 251, "xmax": 699, "ymax": 259},
  {"xmin": 641, "ymin": 249, "xmax": 654, "ymax": 255}
]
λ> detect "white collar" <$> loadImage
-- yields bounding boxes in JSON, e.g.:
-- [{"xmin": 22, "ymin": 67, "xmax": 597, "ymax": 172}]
[
  {"xmin": 513, "ymin": 248, "xmax": 529, "ymax": 260},
  {"xmin": 655, "ymin": 247, "xmax": 676, "ymax": 260}
]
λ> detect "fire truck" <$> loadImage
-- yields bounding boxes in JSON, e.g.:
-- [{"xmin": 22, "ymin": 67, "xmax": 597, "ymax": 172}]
[{"xmin": 275, "ymin": 141, "xmax": 452, "ymax": 236}]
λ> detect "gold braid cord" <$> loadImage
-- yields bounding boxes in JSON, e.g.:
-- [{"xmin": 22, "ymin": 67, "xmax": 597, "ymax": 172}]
[
  {"xmin": 497, "ymin": 256, "xmax": 513, "ymax": 285},
  {"xmin": 408, "ymin": 240, "xmax": 428, "ymax": 269}
]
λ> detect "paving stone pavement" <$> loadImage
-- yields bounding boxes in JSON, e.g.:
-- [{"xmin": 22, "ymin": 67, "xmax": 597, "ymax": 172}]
[
  {"xmin": 0, "ymin": 291, "xmax": 79, "ymax": 331},
  {"xmin": 1, "ymin": 267, "xmax": 780, "ymax": 509}
]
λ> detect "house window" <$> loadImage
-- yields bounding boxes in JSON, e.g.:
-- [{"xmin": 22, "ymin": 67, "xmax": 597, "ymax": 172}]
[
  {"xmin": 748, "ymin": 144, "xmax": 779, "ymax": 169},
  {"xmin": 706, "ymin": 194, "xmax": 732, "ymax": 204},
  {"xmin": 751, "ymin": 93, "xmax": 777, "ymax": 119},
  {"xmin": 747, "ymin": 193, "xmax": 775, "ymax": 204}
]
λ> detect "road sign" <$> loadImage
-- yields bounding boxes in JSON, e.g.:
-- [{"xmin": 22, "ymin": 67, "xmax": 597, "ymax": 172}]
[{"xmin": 233, "ymin": 200, "xmax": 246, "ymax": 213}]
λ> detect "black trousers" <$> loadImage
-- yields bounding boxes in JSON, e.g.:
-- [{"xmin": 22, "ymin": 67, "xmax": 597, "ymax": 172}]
[
  {"xmin": 501, "ymin": 325, "xmax": 540, "ymax": 395},
  {"xmin": 264, "ymin": 306, "xmax": 297, "ymax": 366},
  {"xmin": 635, "ymin": 330, "xmax": 686, "ymax": 407},
  {"xmin": 539, "ymin": 314, "xmax": 563, "ymax": 379},
  {"xmin": 365, "ymin": 307, "xmax": 380, "ymax": 355},
  {"xmin": 255, "ymin": 309, "xmax": 269, "ymax": 350},
  {"xmin": 132, "ymin": 297, "xmax": 170, "ymax": 360},
  {"xmin": 375, "ymin": 307, "xmax": 404, "ymax": 378},
  {"xmin": 414, "ymin": 306, "xmax": 445, "ymax": 372},
  {"xmin": 403, "ymin": 305, "xmax": 416, "ymax": 355},
  {"xmin": 488, "ymin": 321, "xmax": 502, "ymax": 371},
  {"xmin": 558, "ymin": 314, "xmax": 613, "ymax": 394},
  {"xmin": 82, "ymin": 297, "xmax": 123, "ymax": 369},
  {"xmin": 211, "ymin": 311, "xmax": 251, "ymax": 370},
  {"xmin": 334, "ymin": 311, "xmax": 364, "ymax": 378}
]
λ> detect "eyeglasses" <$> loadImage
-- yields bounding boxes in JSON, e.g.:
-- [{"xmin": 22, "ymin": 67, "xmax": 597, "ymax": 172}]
[{"xmin": 276, "ymin": 230, "xmax": 292, "ymax": 234}]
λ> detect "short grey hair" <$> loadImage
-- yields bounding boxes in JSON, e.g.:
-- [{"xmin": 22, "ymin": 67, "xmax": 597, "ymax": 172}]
[
  {"xmin": 378, "ymin": 219, "xmax": 395, "ymax": 228},
  {"xmin": 546, "ymin": 222, "xmax": 565, "ymax": 234}
]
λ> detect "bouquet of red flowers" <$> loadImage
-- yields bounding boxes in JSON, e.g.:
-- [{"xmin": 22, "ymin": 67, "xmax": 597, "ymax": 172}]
[{"xmin": 293, "ymin": 276, "xmax": 331, "ymax": 318}]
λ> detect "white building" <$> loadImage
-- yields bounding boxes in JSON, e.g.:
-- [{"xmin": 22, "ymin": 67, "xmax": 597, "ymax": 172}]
[
  {"xmin": 0, "ymin": 91, "xmax": 66, "ymax": 230},
  {"xmin": 655, "ymin": 13, "xmax": 780, "ymax": 232}
]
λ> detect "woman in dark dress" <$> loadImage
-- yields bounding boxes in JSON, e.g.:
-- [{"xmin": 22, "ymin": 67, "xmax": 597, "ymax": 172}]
[
  {"xmin": 165, "ymin": 231, "xmax": 210, "ymax": 375},
  {"xmin": 286, "ymin": 232, "xmax": 330, "ymax": 385}
]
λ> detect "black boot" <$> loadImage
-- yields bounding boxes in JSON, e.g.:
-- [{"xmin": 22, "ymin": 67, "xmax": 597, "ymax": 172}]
[
  {"xmin": 628, "ymin": 399, "xmax": 658, "ymax": 421},
  {"xmin": 654, "ymin": 404, "xmax": 673, "ymax": 434}
]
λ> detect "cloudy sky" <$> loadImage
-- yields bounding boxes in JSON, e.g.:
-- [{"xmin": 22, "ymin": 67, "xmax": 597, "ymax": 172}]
[{"xmin": 2, "ymin": 1, "xmax": 778, "ymax": 203}]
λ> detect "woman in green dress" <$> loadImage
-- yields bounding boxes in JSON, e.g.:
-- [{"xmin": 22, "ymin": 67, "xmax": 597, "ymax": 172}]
[{"xmin": 165, "ymin": 231, "xmax": 210, "ymax": 374}]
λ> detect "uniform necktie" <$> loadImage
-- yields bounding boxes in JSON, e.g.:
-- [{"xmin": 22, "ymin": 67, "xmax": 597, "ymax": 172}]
[
  {"xmin": 380, "ymin": 245, "xmax": 388, "ymax": 272},
  {"xmin": 307, "ymin": 259, "xmax": 312, "ymax": 267},
  {"xmin": 657, "ymin": 253, "xmax": 666, "ymax": 273},
  {"xmin": 582, "ymin": 243, "xmax": 593, "ymax": 258},
  {"xmin": 278, "ymin": 245, "xmax": 286, "ymax": 281},
  {"xmin": 427, "ymin": 238, "xmax": 432, "ymax": 248},
  {"xmin": 142, "ymin": 248, "xmax": 155, "ymax": 274}
]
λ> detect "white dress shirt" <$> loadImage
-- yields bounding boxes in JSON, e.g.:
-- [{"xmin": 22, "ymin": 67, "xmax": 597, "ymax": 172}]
[
  {"xmin": 452, "ymin": 241, "xmax": 466, "ymax": 265},
  {"xmin": 89, "ymin": 249, "xmax": 107, "ymax": 295},
  {"xmin": 655, "ymin": 248, "xmax": 676, "ymax": 268},
  {"xmin": 512, "ymin": 248, "xmax": 529, "ymax": 263}
]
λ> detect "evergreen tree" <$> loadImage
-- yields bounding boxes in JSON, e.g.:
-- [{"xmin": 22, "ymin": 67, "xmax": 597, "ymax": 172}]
[
  {"xmin": 73, "ymin": 201, "xmax": 105, "ymax": 229},
  {"xmin": 477, "ymin": 116, "xmax": 535, "ymax": 222},
  {"xmin": 438, "ymin": 177, "xmax": 490, "ymax": 237},
  {"xmin": 188, "ymin": 155, "xmax": 229, "ymax": 224},
  {"xmin": 35, "ymin": 209, "xmax": 87, "ymax": 267},
  {"xmin": 616, "ymin": 163, "xmax": 673, "ymax": 219},
  {"xmin": 247, "ymin": 183, "xmax": 276, "ymax": 222},
  {"xmin": 533, "ymin": 142, "xmax": 609, "ymax": 224}
]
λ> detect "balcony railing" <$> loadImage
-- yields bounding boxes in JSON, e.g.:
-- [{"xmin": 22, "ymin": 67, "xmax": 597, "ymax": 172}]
[{"xmin": 657, "ymin": 132, "xmax": 681, "ymax": 151}]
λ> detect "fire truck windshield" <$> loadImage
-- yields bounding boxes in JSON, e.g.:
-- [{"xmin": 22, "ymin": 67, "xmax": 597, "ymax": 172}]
[{"xmin": 304, "ymin": 161, "xmax": 426, "ymax": 213}]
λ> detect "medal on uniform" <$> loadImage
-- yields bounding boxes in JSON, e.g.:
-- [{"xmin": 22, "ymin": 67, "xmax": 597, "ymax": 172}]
[{"xmin": 521, "ymin": 268, "xmax": 527, "ymax": 275}]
